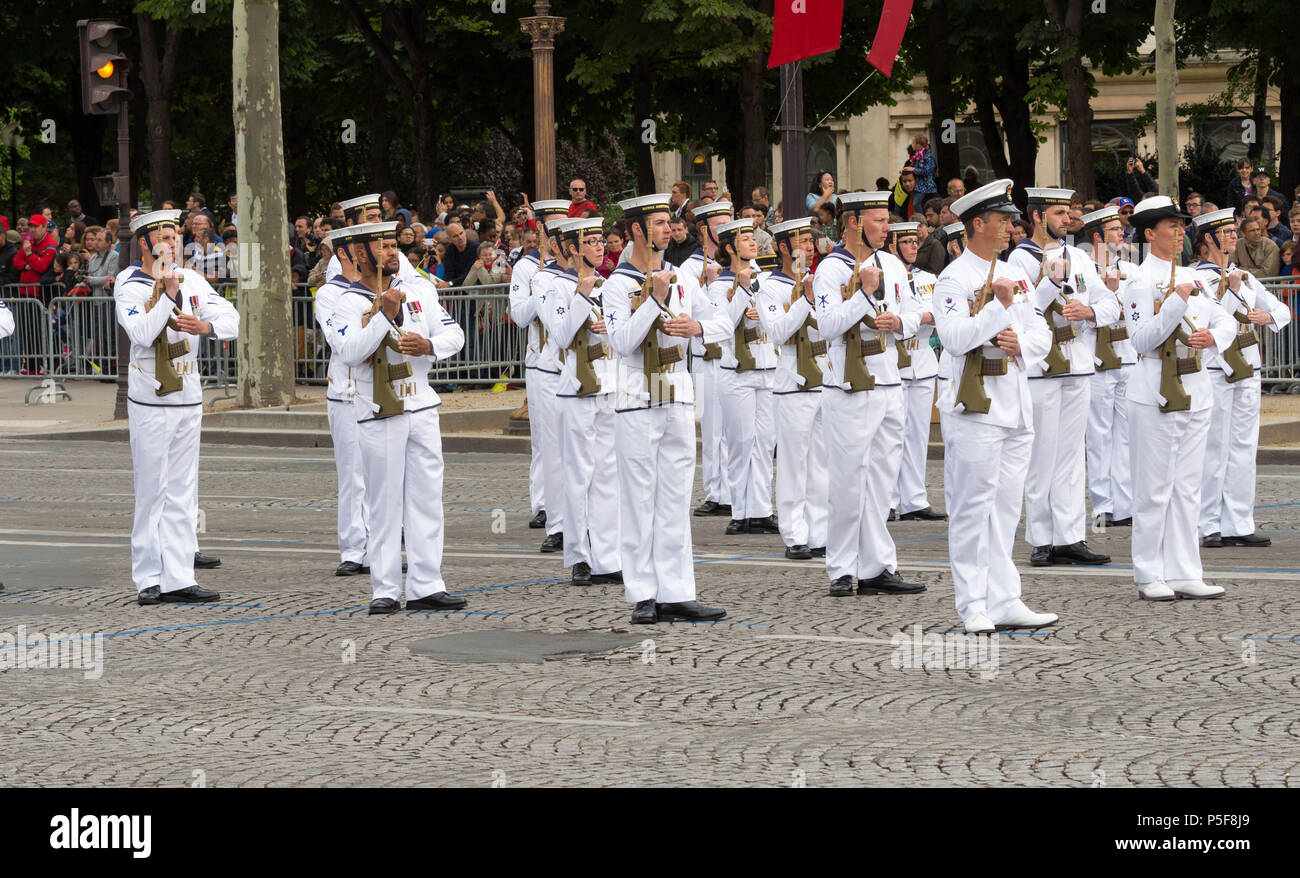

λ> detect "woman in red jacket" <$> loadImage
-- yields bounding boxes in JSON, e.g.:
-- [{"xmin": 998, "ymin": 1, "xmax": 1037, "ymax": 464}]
[{"xmin": 12, "ymin": 215, "xmax": 57, "ymax": 299}]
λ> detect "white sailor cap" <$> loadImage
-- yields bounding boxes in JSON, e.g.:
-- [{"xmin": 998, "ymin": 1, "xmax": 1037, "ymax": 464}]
[
  {"xmin": 532, "ymin": 199, "xmax": 572, "ymax": 219},
  {"xmin": 327, "ymin": 225, "xmax": 371, "ymax": 245},
  {"xmin": 618, "ymin": 193, "xmax": 673, "ymax": 218},
  {"xmin": 952, "ymin": 179, "xmax": 1019, "ymax": 221},
  {"xmin": 1129, "ymin": 195, "xmax": 1191, "ymax": 230},
  {"xmin": 889, "ymin": 222, "xmax": 921, "ymax": 237},
  {"xmin": 942, "ymin": 221, "xmax": 967, "ymax": 240},
  {"xmin": 1024, "ymin": 187, "xmax": 1075, "ymax": 207},
  {"xmin": 339, "ymin": 193, "xmax": 382, "ymax": 219},
  {"xmin": 716, "ymin": 218, "xmax": 755, "ymax": 241},
  {"xmin": 543, "ymin": 216, "xmax": 575, "ymax": 238},
  {"xmin": 1078, "ymin": 205, "xmax": 1120, "ymax": 233},
  {"xmin": 130, "ymin": 209, "xmax": 182, "ymax": 234},
  {"xmin": 559, "ymin": 217, "xmax": 605, "ymax": 240},
  {"xmin": 347, "ymin": 221, "xmax": 399, "ymax": 241},
  {"xmin": 692, "ymin": 200, "xmax": 734, "ymax": 220},
  {"xmin": 837, "ymin": 191, "xmax": 892, "ymax": 212},
  {"xmin": 768, "ymin": 216, "xmax": 813, "ymax": 240},
  {"xmin": 1193, "ymin": 207, "xmax": 1236, "ymax": 231},
  {"xmin": 755, "ymin": 253, "xmax": 780, "ymax": 272}
]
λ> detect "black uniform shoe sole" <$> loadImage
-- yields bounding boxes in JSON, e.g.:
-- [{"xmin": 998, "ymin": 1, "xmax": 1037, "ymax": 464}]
[
  {"xmin": 137, "ymin": 593, "xmax": 162, "ymax": 606},
  {"xmin": 1051, "ymin": 554, "xmax": 1110, "ymax": 566},
  {"xmin": 993, "ymin": 619, "xmax": 1059, "ymax": 631},
  {"xmin": 368, "ymin": 602, "xmax": 401, "ymax": 615},
  {"xmin": 1029, "ymin": 557, "xmax": 1055, "ymax": 567},
  {"xmin": 657, "ymin": 608, "xmax": 726, "ymax": 622},
  {"xmin": 809, "ymin": 547, "xmax": 826, "ymax": 558},
  {"xmin": 784, "ymin": 546, "xmax": 813, "ymax": 560},
  {"xmin": 158, "ymin": 590, "xmax": 220, "ymax": 604},
  {"xmin": 1109, "ymin": 517, "xmax": 1132, "ymax": 527},
  {"xmin": 1222, "ymin": 536, "xmax": 1271, "ymax": 547},
  {"xmin": 405, "ymin": 595, "xmax": 468, "ymax": 611},
  {"xmin": 590, "ymin": 572, "xmax": 623, "ymax": 584},
  {"xmin": 193, "ymin": 558, "xmax": 222, "ymax": 569},
  {"xmin": 857, "ymin": 584, "xmax": 927, "ymax": 595},
  {"xmin": 1175, "ymin": 591, "xmax": 1225, "ymax": 600}
]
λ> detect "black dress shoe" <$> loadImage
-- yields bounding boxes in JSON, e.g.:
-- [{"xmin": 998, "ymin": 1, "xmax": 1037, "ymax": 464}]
[
  {"xmin": 591, "ymin": 570, "xmax": 623, "ymax": 584},
  {"xmin": 693, "ymin": 500, "xmax": 722, "ymax": 517},
  {"xmin": 1030, "ymin": 545, "xmax": 1054, "ymax": 566},
  {"xmin": 1110, "ymin": 516, "xmax": 1132, "ymax": 527},
  {"xmin": 540, "ymin": 532, "xmax": 564, "ymax": 553},
  {"xmin": 368, "ymin": 598, "xmax": 401, "ymax": 615},
  {"xmin": 335, "ymin": 560, "xmax": 368, "ymax": 576},
  {"xmin": 748, "ymin": 515, "xmax": 781, "ymax": 534},
  {"xmin": 725, "ymin": 518, "xmax": 750, "ymax": 535},
  {"xmin": 888, "ymin": 508, "xmax": 897, "ymax": 521},
  {"xmin": 571, "ymin": 562, "xmax": 592, "ymax": 586},
  {"xmin": 857, "ymin": 570, "xmax": 926, "ymax": 595},
  {"xmin": 810, "ymin": 546, "xmax": 826, "ymax": 558},
  {"xmin": 1223, "ymin": 533, "xmax": 1271, "ymax": 547},
  {"xmin": 1051, "ymin": 541, "xmax": 1110, "ymax": 565},
  {"xmin": 829, "ymin": 575, "xmax": 855, "ymax": 597},
  {"xmin": 406, "ymin": 592, "xmax": 468, "ymax": 611},
  {"xmin": 193, "ymin": 551, "xmax": 221, "ymax": 569},
  {"xmin": 899, "ymin": 506, "xmax": 947, "ymax": 521},
  {"xmin": 784, "ymin": 544, "xmax": 812, "ymax": 560},
  {"xmin": 657, "ymin": 600, "xmax": 726, "ymax": 622},
  {"xmin": 159, "ymin": 585, "xmax": 220, "ymax": 603},
  {"xmin": 630, "ymin": 599, "xmax": 658, "ymax": 624},
  {"xmin": 529, "ymin": 510, "xmax": 547, "ymax": 529},
  {"xmin": 1201, "ymin": 532, "xmax": 1223, "ymax": 548},
  {"xmin": 137, "ymin": 586, "xmax": 162, "ymax": 605}
]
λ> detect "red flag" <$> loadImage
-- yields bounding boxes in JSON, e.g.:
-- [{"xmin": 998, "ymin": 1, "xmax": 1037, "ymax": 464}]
[
  {"xmin": 865, "ymin": 0, "xmax": 913, "ymax": 78},
  {"xmin": 767, "ymin": 0, "xmax": 845, "ymax": 69}
]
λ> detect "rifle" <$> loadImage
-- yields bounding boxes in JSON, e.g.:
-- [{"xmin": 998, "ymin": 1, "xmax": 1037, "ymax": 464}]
[
  {"xmin": 1213, "ymin": 266, "xmax": 1257, "ymax": 383},
  {"xmin": 569, "ymin": 265, "xmax": 607, "ymax": 397},
  {"xmin": 360, "ymin": 278, "xmax": 414, "ymax": 419},
  {"xmin": 1154, "ymin": 258, "xmax": 1197, "ymax": 413},
  {"xmin": 1093, "ymin": 245, "xmax": 1124, "ymax": 372},
  {"xmin": 632, "ymin": 267, "xmax": 682, "ymax": 400},
  {"xmin": 838, "ymin": 257, "xmax": 878, "ymax": 391},
  {"xmin": 1037, "ymin": 248, "xmax": 1073, "ymax": 376},
  {"xmin": 145, "ymin": 271, "xmax": 188, "ymax": 397},
  {"xmin": 954, "ymin": 255, "xmax": 1006, "ymax": 414},
  {"xmin": 698, "ymin": 254, "xmax": 723, "ymax": 360},
  {"xmin": 727, "ymin": 270, "xmax": 759, "ymax": 371},
  {"xmin": 783, "ymin": 272, "xmax": 825, "ymax": 390}
]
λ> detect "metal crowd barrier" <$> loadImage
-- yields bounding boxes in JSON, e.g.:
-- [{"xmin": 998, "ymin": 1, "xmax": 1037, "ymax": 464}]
[{"xmin": 1256, "ymin": 276, "xmax": 1300, "ymax": 391}]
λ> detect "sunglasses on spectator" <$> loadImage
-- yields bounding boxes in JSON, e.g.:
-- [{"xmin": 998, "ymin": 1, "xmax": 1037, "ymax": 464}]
[
  {"xmin": 1119, "ymin": 209, "xmax": 1133, "ymax": 215},
  {"xmin": 570, "ymin": 186, "xmax": 585, "ymax": 192}
]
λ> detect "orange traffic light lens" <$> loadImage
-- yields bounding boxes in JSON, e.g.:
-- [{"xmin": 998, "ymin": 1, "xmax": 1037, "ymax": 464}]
[{"xmin": 96, "ymin": 61, "xmax": 114, "ymax": 79}]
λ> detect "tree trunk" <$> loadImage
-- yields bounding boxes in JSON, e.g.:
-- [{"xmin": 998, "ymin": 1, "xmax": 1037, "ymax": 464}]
[
  {"xmin": 1154, "ymin": 0, "xmax": 1179, "ymax": 198},
  {"xmin": 234, "ymin": 0, "xmax": 294, "ymax": 408},
  {"xmin": 369, "ymin": 59, "xmax": 393, "ymax": 192},
  {"xmin": 137, "ymin": 14, "xmax": 180, "ymax": 208},
  {"xmin": 974, "ymin": 82, "xmax": 1010, "ymax": 181},
  {"xmin": 991, "ymin": 48, "xmax": 1038, "ymax": 195},
  {"xmin": 1046, "ymin": 0, "xmax": 1096, "ymax": 200},
  {"xmin": 1279, "ymin": 60, "xmax": 1299, "ymax": 206},
  {"xmin": 923, "ymin": 10, "xmax": 960, "ymax": 190},
  {"xmin": 1248, "ymin": 54, "xmax": 1271, "ymax": 162},
  {"xmin": 737, "ymin": 52, "xmax": 766, "ymax": 208},
  {"xmin": 633, "ymin": 55, "xmax": 656, "ymax": 194}
]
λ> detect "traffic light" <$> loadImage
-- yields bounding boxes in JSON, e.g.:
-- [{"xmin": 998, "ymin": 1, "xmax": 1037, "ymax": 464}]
[{"xmin": 77, "ymin": 19, "xmax": 131, "ymax": 115}]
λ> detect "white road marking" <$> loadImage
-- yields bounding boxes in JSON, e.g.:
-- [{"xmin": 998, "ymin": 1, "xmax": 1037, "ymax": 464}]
[{"xmin": 756, "ymin": 633, "xmax": 1075, "ymax": 650}]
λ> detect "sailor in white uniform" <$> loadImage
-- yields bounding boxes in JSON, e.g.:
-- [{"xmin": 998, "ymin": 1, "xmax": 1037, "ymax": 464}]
[
  {"xmin": 115, "ymin": 210, "xmax": 240, "ymax": 605},
  {"xmin": 603, "ymin": 194, "xmax": 732, "ymax": 624},
  {"xmin": 1007, "ymin": 187, "xmax": 1116, "ymax": 568},
  {"xmin": 1190, "ymin": 208, "xmax": 1291, "ymax": 548},
  {"xmin": 813, "ymin": 191, "xmax": 925, "ymax": 599},
  {"xmin": 509, "ymin": 199, "xmax": 571, "ymax": 550},
  {"xmin": 887, "ymin": 222, "xmax": 946, "ymax": 522},
  {"xmin": 933, "ymin": 181, "xmax": 1057, "ymax": 633},
  {"xmin": 679, "ymin": 200, "xmax": 734, "ymax": 518},
  {"xmin": 1080, "ymin": 205, "xmax": 1139, "ymax": 529},
  {"xmin": 324, "ymin": 193, "xmax": 422, "ymax": 284},
  {"xmin": 329, "ymin": 222, "xmax": 468, "ymax": 614},
  {"xmin": 1123, "ymin": 197, "xmax": 1237, "ymax": 601},
  {"xmin": 0, "ymin": 299, "xmax": 13, "ymax": 340},
  {"xmin": 757, "ymin": 217, "xmax": 829, "ymax": 559}
]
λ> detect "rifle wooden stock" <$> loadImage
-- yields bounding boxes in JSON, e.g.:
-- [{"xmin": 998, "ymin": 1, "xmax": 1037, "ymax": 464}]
[
  {"xmin": 146, "ymin": 278, "xmax": 188, "ymax": 396},
  {"xmin": 570, "ymin": 272, "xmax": 607, "ymax": 397},
  {"xmin": 1154, "ymin": 262, "xmax": 1199, "ymax": 413},
  {"xmin": 1215, "ymin": 268, "xmax": 1256, "ymax": 383},
  {"xmin": 838, "ymin": 259, "xmax": 875, "ymax": 391},
  {"xmin": 954, "ymin": 256, "xmax": 1001, "ymax": 414}
]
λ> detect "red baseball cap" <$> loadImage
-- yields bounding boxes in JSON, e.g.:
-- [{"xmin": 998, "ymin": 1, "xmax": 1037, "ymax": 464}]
[{"xmin": 29, "ymin": 214, "xmax": 46, "ymax": 226}]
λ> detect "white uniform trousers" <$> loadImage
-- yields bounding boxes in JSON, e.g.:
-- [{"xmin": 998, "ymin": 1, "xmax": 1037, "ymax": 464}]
[
  {"xmin": 822, "ymin": 385, "xmax": 904, "ymax": 582},
  {"xmin": 327, "ymin": 399, "xmax": 368, "ymax": 564},
  {"xmin": 692, "ymin": 357, "xmax": 730, "ymax": 504},
  {"xmin": 774, "ymin": 391, "xmax": 828, "ymax": 549},
  {"xmin": 1087, "ymin": 366, "xmax": 1133, "ymax": 520},
  {"xmin": 528, "ymin": 369, "xmax": 564, "ymax": 534},
  {"xmin": 560, "ymin": 396, "xmax": 621, "ymax": 575},
  {"xmin": 525, "ymin": 369, "xmax": 555, "ymax": 515},
  {"xmin": 128, "ymin": 401, "xmax": 201, "ymax": 594},
  {"xmin": 1129, "ymin": 403, "xmax": 1211, "ymax": 587},
  {"xmin": 941, "ymin": 415, "xmax": 1033, "ymax": 622},
  {"xmin": 615, "ymin": 406, "xmax": 697, "ymax": 604},
  {"xmin": 358, "ymin": 408, "xmax": 447, "ymax": 602},
  {"xmin": 893, "ymin": 378, "xmax": 936, "ymax": 515},
  {"xmin": 718, "ymin": 372, "xmax": 775, "ymax": 520},
  {"xmin": 1024, "ymin": 376, "xmax": 1090, "ymax": 547},
  {"xmin": 1200, "ymin": 375, "xmax": 1261, "ymax": 538}
]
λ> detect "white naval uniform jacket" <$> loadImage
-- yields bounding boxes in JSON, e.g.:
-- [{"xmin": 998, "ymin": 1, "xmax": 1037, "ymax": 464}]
[
  {"xmin": 812, "ymin": 244, "xmax": 920, "ymax": 391},
  {"xmin": 1089, "ymin": 257, "xmax": 1140, "ymax": 366},
  {"xmin": 1007, "ymin": 240, "xmax": 1122, "ymax": 378},
  {"xmin": 1191, "ymin": 260, "xmax": 1291, "ymax": 374},
  {"xmin": 541, "ymin": 268, "xmax": 617, "ymax": 398},
  {"xmin": 755, "ymin": 269, "xmax": 828, "ymax": 394},
  {"xmin": 604, "ymin": 261, "xmax": 732, "ymax": 411},
  {"xmin": 679, "ymin": 248, "xmax": 714, "ymax": 358},
  {"xmin": 316, "ymin": 275, "xmax": 357, "ymax": 403},
  {"xmin": 1123, "ymin": 255, "xmax": 1236, "ymax": 412},
  {"xmin": 0, "ymin": 299, "xmax": 13, "ymax": 340},
  {"xmin": 898, "ymin": 267, "xmax": 940, "ymax": 381},
  {"xmin": 710, "ymin": 270, "xmax": 778, "ymax": 377},
  {"xmin": 508, "ymin": 249, "xmax": 561, "ymax": 375},
  {"xmin": 931, "ymin": 249, "xmax": 1051, "ymax": 428},
  {"xmin": 522, "ymin": 262, "xmax": 566, "ymax": 373},
  {"xmin": 331, "ymin": 275, "xmax": 465, "ymax": 422},
  {"xmin": 114, "ymin": 265, "xmax": 240, "ymax": 407}
]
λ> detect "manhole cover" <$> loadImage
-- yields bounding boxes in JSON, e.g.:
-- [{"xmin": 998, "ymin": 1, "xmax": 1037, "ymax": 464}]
[{"xmin": 406, "ymin": 630, "xmax": 642, "ymax": 664}]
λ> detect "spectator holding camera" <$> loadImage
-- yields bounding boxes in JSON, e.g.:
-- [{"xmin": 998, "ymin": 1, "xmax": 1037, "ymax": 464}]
[
  {"xmin": 1123, "ymin": 156, "xmax": 1156, "ymax": 203},
  {"xmin": 12, "ymin": 215, "xmax": 58, "ymax": 299}
]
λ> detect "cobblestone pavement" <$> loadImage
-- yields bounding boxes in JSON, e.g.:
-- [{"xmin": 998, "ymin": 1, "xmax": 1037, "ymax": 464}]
[{"xmin": 1, "ymin": 440, "xmax": 1298, "ymax": 788}]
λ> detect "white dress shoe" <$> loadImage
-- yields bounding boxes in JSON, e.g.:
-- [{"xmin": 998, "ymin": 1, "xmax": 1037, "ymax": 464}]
[
  {"xmin": 994, "ymin": 602, "xmax": 1059, "ymax": 630},
  {"xmin": 1137, "ymin": 580, "xmax": 1176, "ymax": 601},
  {"xmin": 1169, "ymin": 580, "xmax": 1225, "ymax": 600},
  {"xmin": 963, "ymin": 613, "xmax": 996, "ymax": 634}
]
